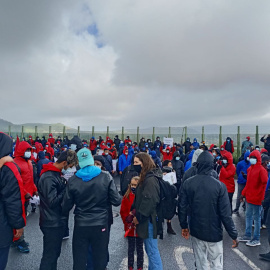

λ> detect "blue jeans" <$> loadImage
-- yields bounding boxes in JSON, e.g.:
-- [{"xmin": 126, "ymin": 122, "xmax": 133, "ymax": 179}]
[
  {"xmin": 245, "ymin": 202, "xmax": 262, "ymax": 241},
  {"xmin": 0, "ymin": 246, "xmax": 10, "ymax": 270},
  {"xmin": 144, "ymin": 222, "xmax": 163, "ymax": 270}
]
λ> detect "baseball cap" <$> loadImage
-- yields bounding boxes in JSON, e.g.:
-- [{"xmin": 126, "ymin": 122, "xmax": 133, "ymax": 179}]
[{"xmin": 77, "ymin": 148, "xmax": 94, "ymax": 169}]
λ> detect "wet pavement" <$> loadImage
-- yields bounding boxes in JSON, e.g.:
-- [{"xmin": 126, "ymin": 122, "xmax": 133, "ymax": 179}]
[{"xmin": 6, "ymin": 177, "xmax": 270, "ymax": 270}]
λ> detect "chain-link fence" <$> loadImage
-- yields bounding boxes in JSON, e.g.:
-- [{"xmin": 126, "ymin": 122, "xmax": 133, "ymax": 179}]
[{"xmin": 2, "ymin": 125, "xmax": 268, "ymax": 161}]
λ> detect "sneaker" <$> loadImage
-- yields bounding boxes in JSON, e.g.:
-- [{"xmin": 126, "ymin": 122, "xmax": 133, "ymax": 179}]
[
  {"xmin": 246, "ymin": 240, "xmax": 261, "ymax": 247},
  {"xmin": 16, "ymin": 240, "xmax": 30, "ymax": 253},
  {"xmin": 232, "ymin": 209, "xmax": 239, "ymax": 214},
  {"xmin": 11, "ymin": 240, "xmax": 29, "ymax": 248},
  {"xmin": 262, "ymin": 224, "xmax": 267, "ymax": 229},
  {"xmin": 238, "ymin": 236, "xmax": 251, "ymax": 242},
  {"xmin": 259, "ymin": 252, "xmax": 270, "ymax": 261}
]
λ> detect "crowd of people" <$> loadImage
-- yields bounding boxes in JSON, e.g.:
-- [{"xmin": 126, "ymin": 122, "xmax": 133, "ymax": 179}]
[{"xmin": 1, "ymin": 131, "xmax": 270, "ymax": 270}]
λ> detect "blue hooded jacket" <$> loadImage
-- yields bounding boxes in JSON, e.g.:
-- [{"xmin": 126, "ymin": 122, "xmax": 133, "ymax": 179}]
[
  {"xmin": 119, "ymin": 152, "xmax": 132, "ymax": 172},
  {"xmin": 149, "ymin": 150, "xmax": 162, "ymax": 168},
  {"xmin": 37, "ymin": 151, "xmax": 51, "ymax": 177},
  {"xmin": 192, "ymin": 138, "xmax": 200, "ymax": 150},
  {"xmin": 236, "ymin": 151, "xmax": 251, "ymax": 184},
  {"xmin": 184, "ymin": 150, "xmax": 195, "ymax": 172}
]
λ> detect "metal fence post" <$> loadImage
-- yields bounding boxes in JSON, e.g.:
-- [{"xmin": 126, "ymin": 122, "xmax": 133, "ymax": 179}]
[
  {"xmin": 219, "ymin": 126, "xmax": 222, "ymax": 147},
  {"xmin": 256, "ymin": 125, "xmax": 259, "ymax": 145},
  {"xmin": 168, "ymin": 127, "xmax": 171, "ymax": 138},
  {"xmin": 77, "ymin": 126, "xmax": 80, "ymax": 137},
  {"xmin": 237, "ymin": 126, "xmax": 241, "ymax": 160},
  {"xmin": 185, "ymin": 126, "xmax": 187, "ymax": 141},
  {"xmin": 152, "ymin": 127, "xmax": 155, "ymax": 142},
  {"xmin": 202, "ymin": 126, "xmax": 205, "ymax": 142},
  {"xmin": 21, "ymin": 126, "xmax": 24, "ymax": 140},
  {"xmin": 63, "ymin": 126, "xmax": 66, "ymax": 138},
  {"xmin": 34, "ymin": 126, "xmax": 37, "ymax": 138},
  {"xmin": 49, "ymin": 126, "xmax": 52, "ymax": 134},
  {"xmin": 8, "ymin": 125, "xmax": 11, "ymax": 136},
  {"xmin": 106, "ymin": 126, "xmax": 109, "ymax": 138},
  {"xmin": 137, "ymin": 127, "xmax": 140, "ymax": 143},
  {"xmin": 92, "ymin": 126, "xmax": 95, "ymax": 138},
  {"xmin": 121, "ymin": 127, "xmax": 124, "ymax": 141}
]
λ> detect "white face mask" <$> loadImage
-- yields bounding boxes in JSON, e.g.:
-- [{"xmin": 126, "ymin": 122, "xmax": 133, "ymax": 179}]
[
  {"xmin": 175, "ymin": 157, "xmax": 180, "ymax": 161},
  {"xmin": 70, "ymin": 144, "xmax": 77, "ymax": 151},
  {"xmin": 250, "ymin": 158, "xmax": 257, "ymax": 165},
  {"xmin": 213, "ymin": 152, "xmax": 216, "ymax": 156},
  {"xmin": 222, "ymin": 160, "xmax": 228, "ymax": 165},
  {"xmin": 24, "ymin": 151, "xmax": 31, "ymax": 159}
]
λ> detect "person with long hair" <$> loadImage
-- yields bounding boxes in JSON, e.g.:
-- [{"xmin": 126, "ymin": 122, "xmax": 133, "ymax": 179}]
[
  {"xmin": 120, "ymin": 176, "xmax": 144, "ymax": 270},
  {"xmin": 132, "ymin": 153, "xmax": 163, "ymax": 270}
]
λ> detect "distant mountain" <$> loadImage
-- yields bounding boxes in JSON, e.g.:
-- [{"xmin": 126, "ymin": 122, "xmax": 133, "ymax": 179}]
[
  {"xmin": 0, "ymin": 119, "xmax": 77, "ymax": 134},
  {"xmin": 0, "ymin": 118, "xmax": 268, "ymax": 136}
]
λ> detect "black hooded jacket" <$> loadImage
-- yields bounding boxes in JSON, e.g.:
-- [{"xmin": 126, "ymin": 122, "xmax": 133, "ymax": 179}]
[
  {"xmin": 120, "ymin": 155, "xmax": 139, "ymax": 195},
  {"xmin": 179, "ymin": 151, "xmax": 238, "ymax": 242},
  {"xmin": 62, "ymin": 171, "xmax": 121, "ymax": 227},
  {"xmin": 70, "ymin": 136, "xmax": 82, "ymax": 152},
  {"xmin": 0, "ymin": 133, "xmax": 25, "ymax": 248},
  {"xmin": 171, "ymin": 151, "xmax": 184, "ymax": 187}
]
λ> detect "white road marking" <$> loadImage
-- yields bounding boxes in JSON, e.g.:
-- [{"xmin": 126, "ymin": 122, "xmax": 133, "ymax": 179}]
[
  {"xmin": 232, "ymin": 248, "xmax": 261, "ymax": 270},
  {"xmin": 119, "ymin": 244, "xmax": 262, "ymax": 270},
  {"xmin": 174, "ymin": 246, "xmax": 194, "ymax": 270}
]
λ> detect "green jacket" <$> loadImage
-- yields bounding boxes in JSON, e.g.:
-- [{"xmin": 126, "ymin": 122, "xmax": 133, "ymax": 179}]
[{"xmin": 134, "ymin": 168, "xmax": 161, "ymax": 239}]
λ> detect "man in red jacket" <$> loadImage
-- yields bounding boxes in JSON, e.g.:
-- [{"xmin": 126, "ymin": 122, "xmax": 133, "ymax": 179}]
[
  {"xmin": 239, "ymin": 150, "xmax": 268, "ymax": 247},
  {"xmin": 0, "ymin": 133, "xmax": 26, "ymax": 269},
  {"xmin": 48, "ymin": 133, "xmax": 55, "ymax": 145},
  {"xmin": 14, "ymin": 141, "xmax": 38, "ymax": 253},
  {"xmin": 162, "ymin": 146, "xmax": 173, "ymax": 161},
  {"xmin": 89, "ymin": 137, "xmax": 97, "ymax": 155},
  {"xmin": 220, "ymin": 151, "xmax": 236, "ymax": 213}
]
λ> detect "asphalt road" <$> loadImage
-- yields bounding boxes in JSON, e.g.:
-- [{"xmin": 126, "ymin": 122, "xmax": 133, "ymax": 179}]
[{"xmin": 6, "ymin": 177, "xmax": 270, "ymax": 270}]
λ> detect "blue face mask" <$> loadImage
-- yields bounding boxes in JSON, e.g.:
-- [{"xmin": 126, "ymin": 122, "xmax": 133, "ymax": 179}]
[
  {"xmin": 175, "ymin": 157, "xmax": 180, "ymax": 161},
  {"xmin": 227, "ymin": 140, "xmax": 230, "ymax": 143}
]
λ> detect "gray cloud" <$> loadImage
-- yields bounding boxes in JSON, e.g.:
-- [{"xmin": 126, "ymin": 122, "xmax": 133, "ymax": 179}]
[{"xmin": 1, "ymin": 0, "xmax": 270, "ymax": 130}]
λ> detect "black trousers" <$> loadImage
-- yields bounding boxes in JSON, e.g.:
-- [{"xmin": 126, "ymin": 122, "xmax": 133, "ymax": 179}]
[
  {"xmin": 73, "ymin": 225, "xmax": 109, "ymax": 270},
  {"xmin": 40, "ymin": 226, "xmax": 64, "ymax": 270},
  {"xmin": 127, "ymin": 237, "xmax": 144, "ymax": 269},
  {"xmin": 266, "ymin": 208, "xmax": 270, "ymax": 245},
  {"xmin": 0, "ymin": 246, "xmax": 10, "ymax": 270},
  {"xmin": 228, "ymin": 192, "xmax": 234, "ymax": 214}
]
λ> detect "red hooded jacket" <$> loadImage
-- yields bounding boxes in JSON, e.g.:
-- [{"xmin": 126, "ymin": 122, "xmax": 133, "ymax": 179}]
[
  {"xmin": 35, "ymin": 142, "xmax": 43, "ymax": 154},
  {"xmin": 120, "ymin": 193, "xmax": 138, "ymax": 237},
  {"xmin": 106, "ymin": 137, "xmax": 113, "ymax": 145},
  {"xmin": 14, "ymin": 141, "xmax": 37, "ymax": 196},
  {"xmin": 28, "ymin": 135, "xmax": 34, "ymax": 146},
  {"xmin": 162, "ymin": 146, "xmax": 173, "ymax": 161},
  {"xmin": 242, "ymin": 150, "xmax": 268, "ymax": 205},
  {"xmin": 47, "ymin": 133, "xmax": 55, "ymax": 145},
  {"xmin": 45, "ymin": 142, "xmax": 54, "ymax": 159},
  {"xmin": 220, "ymin": 151, "xmax": 236, "ymax": 193},
  {"xmin": 89, "ymin": 139, "xmax": 97, "ymax": 151}
]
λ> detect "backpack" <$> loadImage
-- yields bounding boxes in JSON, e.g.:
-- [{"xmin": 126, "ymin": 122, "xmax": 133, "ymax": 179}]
[{"xmin": 155, "ymin": 176, "xmax": 177, "ymax": 239}]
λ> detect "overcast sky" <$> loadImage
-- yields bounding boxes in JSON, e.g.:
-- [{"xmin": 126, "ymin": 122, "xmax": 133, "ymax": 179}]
[{"xmin": 1, "ymin": 0, "xmax": 270, "ymax": 130}]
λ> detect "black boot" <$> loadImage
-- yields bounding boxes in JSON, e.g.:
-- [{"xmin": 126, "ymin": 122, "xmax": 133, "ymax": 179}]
[
  {"xmin": 259, "ymin": 252, "xmax": 270, "ymax": 261},
  {"xmin": 167, "ymin": 222, "xmax": 176, "ymax": 235}
]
